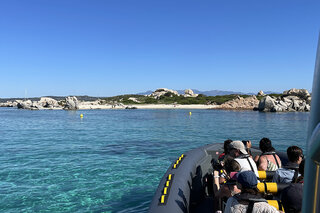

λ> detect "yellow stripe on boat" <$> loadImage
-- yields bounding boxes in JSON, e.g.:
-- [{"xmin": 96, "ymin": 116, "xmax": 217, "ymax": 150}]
[
  {"xmin": 160, "ymin": 195, "xmax": 165, "ymax": 204},
  {"xmin": 163, "ymin": 187, "xmax": 168, "ymax": 195}
]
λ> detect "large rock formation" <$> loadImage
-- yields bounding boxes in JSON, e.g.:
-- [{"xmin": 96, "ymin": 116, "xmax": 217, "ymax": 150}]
[
  {"xmin": 283, "ymin": 88, "xmax": 310, "ymax": 99},
  {"xmin": 14, "ymin": 97, "xmax": 62, "ymax": 110},
  {"xmin": 148, "ymin": 88, "xmax": 180, "ymax": 99},
  {"xmin": 128, "ymin": 97, "xmax": 141, "ymax": 103},
  {"xmin": 39, "ymin": 97, "xmax": 59, "ymax": 108},
  {"xmin": 0, "ymin": 101, "xmax": 16, "ymax": 107},
  {"xmin": 257, "ymin": 90, "xmax": 265, "ymax": 96},
  {"xmin": 64, "ymin": 96, "xmax": 79, "ymax": 110},
  {"xmin": 17, "ymin": 100, "xmax": 33, "ymax": 109},
  {"xmin": 183, "ymin": 89, "xmax": 198, "ymax": 97},
  {"xmin": 257, "ymin": 89, "xmax": 311, "ymax": 112},
  {"xmin": 216, "ymin": 96, "xmax": 259, "ymax": 110},
  {"xmin": 17, "ymin": 100, "xmax": 43, "ymax": 110}
]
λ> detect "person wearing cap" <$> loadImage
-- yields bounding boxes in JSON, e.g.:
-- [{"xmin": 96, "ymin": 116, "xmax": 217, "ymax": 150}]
[
  {"xmin": 224, "ymin": 171, "xmax": 278, "ymax": 213},
  {"xmin": 229, "ymin": 140, "xmax": 259, "ymax": 177},
  {"xmin": 280, "ymin": 183, "xmax": 303, "ymax": 213}
]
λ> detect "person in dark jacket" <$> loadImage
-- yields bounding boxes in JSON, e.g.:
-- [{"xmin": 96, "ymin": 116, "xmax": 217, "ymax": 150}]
[{"xmin": 281, "ymin": 183, "xmax": 303, "ymax": 213}]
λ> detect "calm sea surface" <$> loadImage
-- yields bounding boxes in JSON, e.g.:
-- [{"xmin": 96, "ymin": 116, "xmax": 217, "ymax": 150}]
[{"xmin": 0, "ymin": 108, "xmax": 309, "ymax": 212}]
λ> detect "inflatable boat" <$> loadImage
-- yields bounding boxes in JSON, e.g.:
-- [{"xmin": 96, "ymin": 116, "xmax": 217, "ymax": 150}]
[
  {"xmin": 148, "ymin": 144, "xmax": 287, "ymax": 213},
  {"xmin": 149, "ymin": 36, "xmax": 320, "ymax": 213}
]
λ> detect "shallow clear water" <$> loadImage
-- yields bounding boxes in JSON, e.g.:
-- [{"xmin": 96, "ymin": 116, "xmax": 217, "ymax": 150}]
[{"xmin": 0, "ymin": 108, "xmax": 309, "ymax": 212}]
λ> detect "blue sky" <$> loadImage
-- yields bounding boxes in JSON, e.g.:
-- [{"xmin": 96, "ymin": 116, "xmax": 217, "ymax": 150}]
[{"xmin": 1, "ymin": 0, "xmax": 319, "ymax": 98}]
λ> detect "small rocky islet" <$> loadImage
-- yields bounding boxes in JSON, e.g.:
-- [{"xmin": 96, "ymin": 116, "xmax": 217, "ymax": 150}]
[{"xmin": 0, "ymin": 88, "xmax": 311, "ymax": 112}]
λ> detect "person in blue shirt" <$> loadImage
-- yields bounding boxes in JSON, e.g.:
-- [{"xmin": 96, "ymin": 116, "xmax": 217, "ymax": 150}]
[{"xmin": 272, "ymin": 146, "xmax": 303, "ymax": 183}]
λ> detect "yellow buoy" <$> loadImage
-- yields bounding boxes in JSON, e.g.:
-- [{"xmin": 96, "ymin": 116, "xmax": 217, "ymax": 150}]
[
  {"xmin": 189, "ymin": 112, "xmax": 192, "ymax": 116},
  {"xmin": 80, "ymin": 114, "xmax": 83, "ymax": 118}
]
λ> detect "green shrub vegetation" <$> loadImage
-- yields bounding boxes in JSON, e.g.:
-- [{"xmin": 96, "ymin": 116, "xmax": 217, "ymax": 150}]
[{"xmin": 101, "ymin": 94, "xmax": 253, "ymax": 105}]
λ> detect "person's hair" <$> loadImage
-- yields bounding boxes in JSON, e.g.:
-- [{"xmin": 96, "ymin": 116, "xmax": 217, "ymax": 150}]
[
  {"xmin": 224, "ymin": 139, "xmax": 233, "ymax": 154},
  {"xmin": 259, "ymin": 137, "xmax": 275, "ymax": 153},
  {"xmin": 224, "ymin": 159, "xmax": 240, "ymax": 174},
  {"xmin": 242, "ymin": 140, "xmax": 248, "ymax": 146},
  {"xmin": 287, "ymin": 146, "xmax": 303, "ymax": 163},
  {"xmin": 241, "ymin": 187, "xmax": 259, "ymax": 195}
]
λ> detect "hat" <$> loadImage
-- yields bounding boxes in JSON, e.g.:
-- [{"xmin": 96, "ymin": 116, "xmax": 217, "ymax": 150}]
[
  {"xmin": 281, "ymin": 184, "xmax": 303, "ymax": 212},
  {"xmin": 229, "ymin": 140, "xmax": 248, "ymax": 155},
  {"xmin": 236, "ymin": 171, "xmax": 258, "ymax": 189}
]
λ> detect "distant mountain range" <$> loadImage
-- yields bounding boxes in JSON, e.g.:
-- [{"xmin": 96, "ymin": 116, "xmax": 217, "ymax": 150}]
[{"xmin": 137, "ymin": 89, "xmax": 279, "ymax": 96}]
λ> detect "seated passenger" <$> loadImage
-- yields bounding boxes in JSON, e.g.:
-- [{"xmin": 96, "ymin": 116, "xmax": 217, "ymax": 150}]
[
  {"xmin": 229, "ymin": 141, "xmax": 259, "ymax": 177},
  {"xmin": 281, "ymin": 183, "xmax": 303, "ymax": 213},
  {"xmin": 213, "ymin": 159, "xmax": 241, "ymax": 212},
  {"xmin": 224, "ymin": 171, "xmax": 278, "ymax": 213},
  {"xmin": 218, "ymin": 139, "xmax": 233, "ymax": 162},
  {"xmin": 272, "ymin": 146, "xmax": 303, "ymax": 183},
  {"xmin": 213, "ymin": 158, "xmax": 241, "ymax": 199},
  {"xmin": 254, "ymin": 138, "xmax": 282, "ymax": 171},
  {"xmin": 242, "ymin": 140, "xmax": 252, "ymax": 157}
]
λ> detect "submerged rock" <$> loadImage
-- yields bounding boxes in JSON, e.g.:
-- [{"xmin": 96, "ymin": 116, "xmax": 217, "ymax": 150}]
[{"xmin": 125, "ymin": 106, "xmax": 137, "ymax": 109}]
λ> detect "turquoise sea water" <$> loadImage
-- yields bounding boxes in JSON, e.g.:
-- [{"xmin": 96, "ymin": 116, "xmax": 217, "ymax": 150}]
[{"xmin": 0, "ymin": 108, "xmax": 309, "ymax": 212}]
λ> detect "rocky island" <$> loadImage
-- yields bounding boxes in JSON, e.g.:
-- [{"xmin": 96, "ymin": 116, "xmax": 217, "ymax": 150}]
[{"xmin": 0, "ymin": 88, "xmax": 311, "ymax": 112}]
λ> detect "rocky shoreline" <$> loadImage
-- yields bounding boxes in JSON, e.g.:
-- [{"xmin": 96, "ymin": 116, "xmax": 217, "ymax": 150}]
[
  {"xmin": 256, "ymin": 88, "xmax": 311, "ymax": 112},
  {"xmin": 213, "ymin": 88, "xmax": 311, "ymax": 112},
  {"xmin": 0, "ymin": 88, "xmax": 311, "ymax": 112}
]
